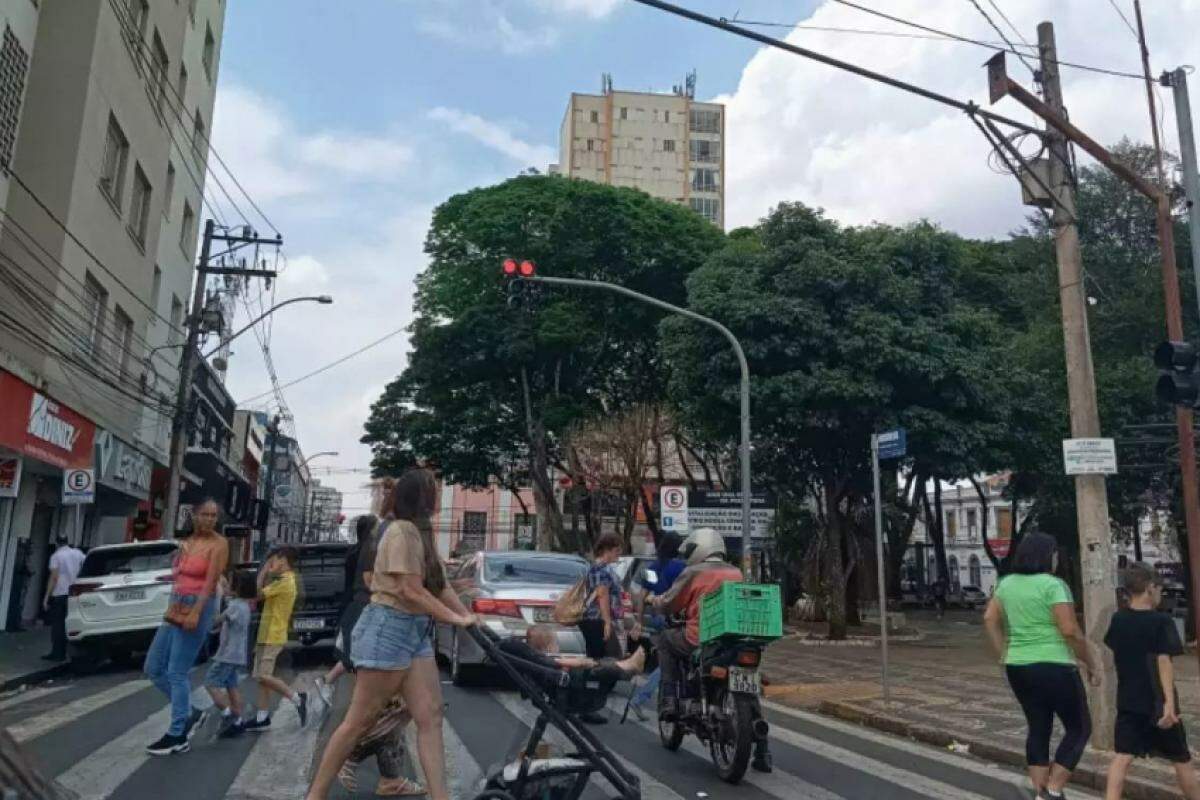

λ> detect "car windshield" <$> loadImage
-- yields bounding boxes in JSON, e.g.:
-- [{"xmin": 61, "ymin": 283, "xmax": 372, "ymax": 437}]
[
  {"xmin": 80, "ymin": 544, "xmax": 177, "ymax": 577},
  {"xmin": 483, "ymin": 555, "xmax": 586, "ymax": 585}
]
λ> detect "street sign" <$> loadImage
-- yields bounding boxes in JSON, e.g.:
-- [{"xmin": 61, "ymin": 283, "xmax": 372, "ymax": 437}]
[
  {"xmin": 660, "ymin": 485, "xmax": 689, "ymax": 533},
  {"xmin": 62, "ymin": 467, "xmax": 95, "ymax": 505},
  {"xmin": 1062, "ymin": 438, "xmax": 1118, "ymax": 476},
  {"xmin": 876, "ymin": 429, "xmax": 907, "ymax": 460},
  {"xmin": 687, "ymin": 490, "xmax": 775, "ymax": 539}
]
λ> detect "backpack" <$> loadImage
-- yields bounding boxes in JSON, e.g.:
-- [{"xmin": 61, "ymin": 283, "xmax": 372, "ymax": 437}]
[{"xmin": 552, "ymin": 575, "xmax": 597, "ymax": 626}]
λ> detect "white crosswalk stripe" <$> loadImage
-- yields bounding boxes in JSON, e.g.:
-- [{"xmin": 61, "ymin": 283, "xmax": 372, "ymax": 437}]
[
  {"xmin": 56, "ymin": 706, "xmax": 170, "ymax": 800},
  {"xmin": 0, "ymin": 683, "xmax": 70, "ymax": 712},
  {"xmin": 7, "ymin": 679, "xmax": 150, "ymax": 742},
  {"xmin": 224, "ymin": 670, "xmax": 324, "ymax": 800}
]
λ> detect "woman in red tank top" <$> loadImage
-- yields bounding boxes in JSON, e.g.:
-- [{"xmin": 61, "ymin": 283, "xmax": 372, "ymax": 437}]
[{"xmin": 142, "ymin": 498, "xmax": 228, "ymax": 756}]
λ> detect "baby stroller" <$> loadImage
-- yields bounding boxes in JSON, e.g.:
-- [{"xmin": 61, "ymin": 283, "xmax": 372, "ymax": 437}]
[{"xmin": 466, "ymin": 625, "xmax": 641, "ymax": 800}]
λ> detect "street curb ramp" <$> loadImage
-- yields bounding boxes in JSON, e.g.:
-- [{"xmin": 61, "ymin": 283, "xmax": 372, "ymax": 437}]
[{"xmin": 819, "ymin": 700, "xmax": 1181, "ymax": 800}]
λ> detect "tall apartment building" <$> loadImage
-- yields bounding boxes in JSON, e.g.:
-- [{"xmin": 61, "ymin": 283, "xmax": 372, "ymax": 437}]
[
  {"xmin": 305, "ymin": 480, "xmax": 343, "ymax": 542},
  {"xmin": 0, "ymin": 0, "xmax": 225, "ymax": 628},
  {"xmin": 554, "ymin": 74, "xmax": 725, "ymax": 228}
]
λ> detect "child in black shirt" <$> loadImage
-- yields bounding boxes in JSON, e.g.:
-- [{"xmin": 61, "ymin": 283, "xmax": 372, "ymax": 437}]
[{"xmin": 1103, "ymin": 562, "xmax": 1199, "ymax": 800}]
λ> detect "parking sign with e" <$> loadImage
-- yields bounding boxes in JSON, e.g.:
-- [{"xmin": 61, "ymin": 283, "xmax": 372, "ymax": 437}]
[
  {"xmin": 63, "ymin": 467, "xmax": 95, "ymax": 504},
  {"xmin": 660, "ymin": 486, "xmax": 689, "ymax": 532}
]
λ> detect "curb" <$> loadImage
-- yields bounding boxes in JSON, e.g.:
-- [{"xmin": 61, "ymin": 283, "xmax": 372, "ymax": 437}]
[
  {"xmin": 1, "ymin": 663, "xmax": 68, "ymax": 693},
  {"xmin": 818, "ymin": 700, "xmax": 1181, "ymax": 800}
]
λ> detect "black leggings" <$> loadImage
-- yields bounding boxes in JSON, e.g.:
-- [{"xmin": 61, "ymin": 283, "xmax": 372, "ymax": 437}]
[
  {"xmin": 1005, "ymin": 663, "xmax": 1092, "ymax": 769},
  {"xmin": 577, "ymin": 619, "xmax": 623, "ymax": 659}
]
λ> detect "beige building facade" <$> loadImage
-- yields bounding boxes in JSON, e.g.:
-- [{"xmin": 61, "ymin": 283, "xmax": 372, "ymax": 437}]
[{"xmin": 555, "ymin": 79, "xmax": 725, "ymax": 228}]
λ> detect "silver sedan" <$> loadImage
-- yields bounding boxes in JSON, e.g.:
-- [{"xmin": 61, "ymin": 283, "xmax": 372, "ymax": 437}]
[{"xmin": 436, "ymin": 550, "xmax": 590, "ymax": 684}]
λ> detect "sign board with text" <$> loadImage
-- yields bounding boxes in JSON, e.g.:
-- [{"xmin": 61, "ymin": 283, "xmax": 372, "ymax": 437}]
[
  {"xmin": 62, "ymin": 467, "xmax": 95, "ymax": 505},
  {"xmin": 659, "ymin": 485, "xmax": 689, "ymax": 533},
  {"xmin": 0, "ymin": 456, "xmax": 21, "ymax": 498},
  {"xmin": 687, "ymin": 490, "xmax": 776, "ymax": 539},
  {"xmin": 876, "ymin": 429, "xmax": 907, "ymax": 460},
  {"xmin": 1062, "ymin": 438, "xmax": 1117, "ymax": 476}
]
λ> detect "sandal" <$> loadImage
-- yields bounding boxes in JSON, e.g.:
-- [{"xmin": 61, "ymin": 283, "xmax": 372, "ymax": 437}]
[
  {"xmin": 337, "ymin": 761, "xmax": 359, "ymax": 792},
  {"xmin": 375, "ymin": 777, "xmax": 425, "ymax": 796}
]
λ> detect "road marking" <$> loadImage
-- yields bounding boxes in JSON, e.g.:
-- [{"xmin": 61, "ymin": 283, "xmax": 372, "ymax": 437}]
[
  {"xmin": 55, "ymin": 706, "xmax": 170, "ymax": 800},
  {"xmin": 605, "ymin": 696, "xmax": 844, "ymax": 800},
  {"xmin": 440, "ymin": 713, "xmax": 485, "ymax": 800},
  {"xmin": 0, "ymin": 683, "xmax": 70, "ymax": 712},
  {"xmin": 760, "ymin": 700, "xmax": 1104, "ymax": 797},
  {"xmin": 225, "ymin": 670, "xmax": 323, "ymax": 800},
  {"xmin": 8, "ymin": 680, "xmax": 150, "ymax": 742},
  {"xmin": 492, "ymin": 691, "xmax": 686, "ymax": 800}
]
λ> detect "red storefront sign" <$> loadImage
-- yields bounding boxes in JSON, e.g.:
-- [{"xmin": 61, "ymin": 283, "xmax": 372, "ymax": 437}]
[
  {"xmin": 0, "ymin": 371, "xmax": 96, "ymax": 469},
  {"xmin": 988, "ymin": 538, "xmax": 1012, "ymax": 558}
]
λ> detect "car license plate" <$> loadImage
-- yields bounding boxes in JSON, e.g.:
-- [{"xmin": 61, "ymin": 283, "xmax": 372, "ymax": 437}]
[
  {"xmin": 532, "ymin": 607, "xmax": 554, "ymax": 623},
  {"xmin": 113, "ymin": 589, "xmax": 145, "ymax": 602},
  {"xmin": 293, "ymin": 618, "xmax": 323, "ymax": 631},
  {"xmin": 728, "ymin": 667, "xmax": 761, "ymax": 695}
]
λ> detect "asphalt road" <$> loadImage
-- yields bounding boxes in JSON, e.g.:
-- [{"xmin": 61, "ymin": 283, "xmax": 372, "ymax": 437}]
[{"xmin": 0, "ymin": 645, "xmax": 1097, "ymax": 799}]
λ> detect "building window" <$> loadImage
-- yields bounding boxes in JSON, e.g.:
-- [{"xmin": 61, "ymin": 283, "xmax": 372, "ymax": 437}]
[
  {"xmin": 169, "ymin": 295, "xmax": 184, "ymax": 345},
  {"xmin": 688, "ymin": 197, "xmax": 721, "ymax": 225},
  {"xmin": 111, "ymin": 306, "xmax": 133, "ymax": 381},
  {"xmin": 664, "ymin": 110, "xmax": 670, "ymax": 123},
  {"xmin": 202, "ymin": 23, "xmax": 215, "ymax": 80},
  {"xmin": 126, "ymin": 0, "xmax": 149, "ymax": 43},
  {"xmin": 0, "ymin": 25, "xmax": 30, "ymax": 172},
  {"xmin": 689, "ymin": 109, "xmax": 721, "ymax": 134},
  {"xmin": 995, "ymin": 506, "xmax": 1013, "ymax": 538},
  {"xmin": 192, "ymin": 109, "xmax": 206, "ymax": 163},
  {"xmin": 663, "ymin": 139, "xmax": 675, "ymax": 153},
  {"xmin": 461, "ymin": 511, "xmax": 487, "ymax": 552},
  {"xmin": 163, "ymin": 161, "xmax": 175, "ymax": 218},
  {"xmin": 150, "ymin": 265, "xmax": 162, "ymax": 315},
  {"xmin": 83, "ymin": 273, "xmax": 108, "ymax": 357},
  {"xmin": 689, "ymin": 138, "xmax": 718, "ymax": 163},
  {"xmin": 99, "ymin": 112, "xmax": 130, "ymax": 208},
  {"xmin": 150, "ymin": 31, "xmax": 169, "ymax": 116},
  {"xmin": 965, "ymin": 508, "xmax": 978, "ymax": 538},
  {"xmin": 619, "ymin": 106, "xmax": 627, "ymax": 120},
  {"xmin": 586, "ymin": 139, "xmax": 595, "ymax": 152},
  {"xmin": 180, "ymin": 200, "xmax": 196, "ymax": 256},
  {"xmin": 128, "ymin": 163, "xmax": 152, "ymax": 246},
  {"xmin": 945, "ymin": 510, "xmax": 957, "ymax": 540},
  {"xmin": 947, "ymin": 555, "xmax": 960, "ymax": 587},
  {"xmin": 589, "ymin": 110, "xmax": 599, "ymax": 123},
  {"xmin": 969, "ymin": 555, "xmax": 982, "ymax": 588},
  {"xmin": 177, "ymin": 63, "xmax": 188, "ymax": 109},
  {"xmin": 691, "ymin": 168, "xmax": 718, "ymax": 192}
]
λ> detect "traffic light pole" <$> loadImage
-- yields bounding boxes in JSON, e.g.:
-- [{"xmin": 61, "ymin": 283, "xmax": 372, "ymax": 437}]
[{"xmin": 517, "ymin": 274, "xmax": 756, "ymax": 580}]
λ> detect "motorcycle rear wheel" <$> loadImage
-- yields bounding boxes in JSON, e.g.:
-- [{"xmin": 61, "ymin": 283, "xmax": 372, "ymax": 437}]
[{"xmin": 709, "ymin": 688, "xmax": 754, "ymax": 784}]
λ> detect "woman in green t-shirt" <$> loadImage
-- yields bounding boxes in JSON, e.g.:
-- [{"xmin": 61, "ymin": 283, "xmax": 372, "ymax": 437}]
[{"xmin": 983, "ymin": 532, "xmax": 1100, "ymax": 800}]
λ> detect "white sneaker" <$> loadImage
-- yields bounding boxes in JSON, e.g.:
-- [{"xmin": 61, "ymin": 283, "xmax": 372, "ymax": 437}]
[{"xmin": 314, "ymin": 677, "xmax": 334, "ymax": 707}]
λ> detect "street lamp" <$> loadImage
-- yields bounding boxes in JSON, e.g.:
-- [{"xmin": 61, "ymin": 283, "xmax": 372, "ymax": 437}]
[{"xmin": 204, "ymin": 295, "xmax": 333, "ymax": 358}]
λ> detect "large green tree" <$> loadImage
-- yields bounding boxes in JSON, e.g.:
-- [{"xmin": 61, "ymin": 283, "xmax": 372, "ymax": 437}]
[
  {"xmin": 663, "ymin": 204, "xmax": 1042, "ymax": 638},
  {"xmin": 361, "ymin": 175, "xmax": 723, "ymax": 551}
]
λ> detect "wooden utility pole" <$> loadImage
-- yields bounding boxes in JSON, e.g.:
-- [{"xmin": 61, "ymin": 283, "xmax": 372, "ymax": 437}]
[{"xmin": 1037, "ymin": 22, "xmax": 1119, "ymax": 745}]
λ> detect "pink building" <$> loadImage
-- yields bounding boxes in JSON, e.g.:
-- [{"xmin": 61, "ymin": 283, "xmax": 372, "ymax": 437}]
[{"xmin": 430, "ymin": 482, "xmax": 539, "ymax": 557}]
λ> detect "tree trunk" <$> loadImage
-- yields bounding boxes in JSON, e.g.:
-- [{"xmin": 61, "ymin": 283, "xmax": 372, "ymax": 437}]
[
  {"xmin": 920, "ymin": 479, "xmax": 949, "ymax": 585},
  {"xmin": 824, "ymin": 483, "xmax": 848, "ymax": 641},
  {"xmin": 637, "ymin": 486, "xmax": 662, "ymax": 548},
  {"xmin": 521, "ymin": 367, "xmax": 564, "ymax": 551},
  {"xmin": 886, "ymin": 472, "xmax": 924, "ymax": 598}
]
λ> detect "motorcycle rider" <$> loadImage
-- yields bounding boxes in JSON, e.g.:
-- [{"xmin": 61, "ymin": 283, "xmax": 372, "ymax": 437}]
[{"xmin": 651, "ymin": 528, "xmax": 743, "ymax": 718}]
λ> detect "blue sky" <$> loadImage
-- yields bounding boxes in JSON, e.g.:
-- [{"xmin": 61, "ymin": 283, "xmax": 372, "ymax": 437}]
[{"xmin": 210, "ymin": 0, "xmax": 1198, "ymax": 514}]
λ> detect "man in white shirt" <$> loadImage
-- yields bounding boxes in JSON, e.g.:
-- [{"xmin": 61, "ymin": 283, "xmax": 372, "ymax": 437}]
[{"xmin": 43, "ymin": 535, "xmax": 85, "ymax": 661}]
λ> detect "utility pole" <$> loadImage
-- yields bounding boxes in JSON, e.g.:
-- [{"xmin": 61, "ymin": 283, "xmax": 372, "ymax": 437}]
[
  {"xmin": 258, "ymin": 414, "xmax": 281, "ymax": 558},
  {"xmin": 162, "ymin": 222, "xmax": 280, "ymax": 540},
  {"xmin": 1164, "ymin": 67, "xmax": 1200, "ymax": 320}
]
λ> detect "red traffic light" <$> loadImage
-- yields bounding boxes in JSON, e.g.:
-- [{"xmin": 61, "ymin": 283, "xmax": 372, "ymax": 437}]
[
  {"xmin": 519, "ymin": 260, "xmax": 536, "ymax": 277},
  {"xmin": 502, "ymin": 258, "xmax": 518, "ymax": 276}
]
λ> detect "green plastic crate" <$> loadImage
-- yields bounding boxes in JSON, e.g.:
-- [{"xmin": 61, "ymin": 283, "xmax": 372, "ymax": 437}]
[{"xmin": 699, "ymin": 582, "xmax": 783, "ymax": 643}]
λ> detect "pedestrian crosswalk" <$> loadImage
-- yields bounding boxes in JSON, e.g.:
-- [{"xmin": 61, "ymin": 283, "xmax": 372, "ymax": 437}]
[{"xmin": 0, "ymin": 664, "xmax": 1100, "ymax": 800}]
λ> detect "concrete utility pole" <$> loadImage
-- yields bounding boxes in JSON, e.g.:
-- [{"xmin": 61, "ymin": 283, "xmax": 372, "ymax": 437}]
[
  {"xmin": 162, "ymin": 221, "xmax": 280, "ymax": 540},
  {"xmin": 1165, "ymin": 67, "xmax": 1200, "ymax": 320},
  {"xmin": 258, "ymin": 414, "xmax": 281, "ymax": 557}
]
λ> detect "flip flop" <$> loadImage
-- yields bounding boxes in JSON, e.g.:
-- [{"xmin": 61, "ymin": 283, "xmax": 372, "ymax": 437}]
[
  {"xmin": 375, "ymin": 777, "xmax": 425, "ymax": 796},
  {"xmin": 337, "ymin": 761, "xmax": 359, "ymax": 792}
]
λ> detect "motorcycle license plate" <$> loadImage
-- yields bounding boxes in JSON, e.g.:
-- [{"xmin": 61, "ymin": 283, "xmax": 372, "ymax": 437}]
[{"xmin": 728, "ymin": 667, "xmax": 761, "ymax": 695}]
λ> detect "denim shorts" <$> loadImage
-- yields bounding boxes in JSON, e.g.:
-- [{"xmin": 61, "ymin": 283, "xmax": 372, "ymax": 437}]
[
  {"xmin": 350, "ymin": 603, "xmax": 434, "ymax": 671},
  {"xmin": 205, "ymin": 660, "xmax": 244, "ymax": 689}
]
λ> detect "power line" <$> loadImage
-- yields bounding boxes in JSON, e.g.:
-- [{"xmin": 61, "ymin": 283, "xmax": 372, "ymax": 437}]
[
  {"xmin": 1107, "ymin": 0, "xmax": 1139, "ymax": 39},
  {"xmin": 966, "ymin": 0, "xmax": 1037, "ymax": 75},
  {"xmin": 636, "ymin": 0, "xmax": 1041, "ymax": 135},
  {"xmin": 238, "ymin": 324, "xmax": 408, "ymax": 405},
  {"xmin": 722, "ymin": 17, "xmax": 1019, "ymax": 47},
  {"xmin": 985, "ymin": 0, "xmax": 1032, "ymax": 50}
]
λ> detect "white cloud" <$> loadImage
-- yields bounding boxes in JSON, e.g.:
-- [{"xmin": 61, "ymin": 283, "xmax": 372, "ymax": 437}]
[
  {"xmin": 428, "ymin": 106, "xmax": 557, "ymax": 167},
  {"xmin": 413, "ymin": 0, "xmax": 617, "ymax": 54},
  {"xmin": 297, "ymin": 133, "xmax": 413, "ymax": 178},
  {"xmin": 532, "ymin": 0, "xmax": 622, "ymax": 20},
  {"xmin": 719, "ymin": 0, "xmax": 1199, "ymax": 238}
]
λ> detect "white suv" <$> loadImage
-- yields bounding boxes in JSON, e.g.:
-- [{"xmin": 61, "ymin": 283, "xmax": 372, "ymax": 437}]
[{"xmin": 66, "ymin": 540, "xmax": 179, "ymax": 667}]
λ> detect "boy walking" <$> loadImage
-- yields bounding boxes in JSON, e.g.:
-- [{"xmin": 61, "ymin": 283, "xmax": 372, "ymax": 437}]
[
  {"xmin": 243, "ymin": 547, "xmax": 308, "ymax": 731},
  {"xmin": 1104, "ymin": 562, "xmax": 1200, "ymax": 800},
  {"xmin": 204, "ymin": 572, "xmax": 256, "ymax": 738}
]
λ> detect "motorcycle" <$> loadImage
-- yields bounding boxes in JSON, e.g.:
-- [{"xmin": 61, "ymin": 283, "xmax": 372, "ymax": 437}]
[{"xmin": 654, "ymin": 626, "xmax": 773, "ymax": 783}]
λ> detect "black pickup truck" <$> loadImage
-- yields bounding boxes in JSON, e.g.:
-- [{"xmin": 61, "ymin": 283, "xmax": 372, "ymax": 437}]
[{"xmin": 237, "ymin": 542, "xmax": 352, "ymax": 646}]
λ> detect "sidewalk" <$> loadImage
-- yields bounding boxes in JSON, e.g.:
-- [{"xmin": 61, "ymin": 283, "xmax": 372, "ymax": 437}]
[
  {"xmin": 763, "ymin": 610, "xmax": 1196, "ymax": 800},
  {"xmin": 0, "ymin": 626, "xmax": 67, "ymax": 692}
]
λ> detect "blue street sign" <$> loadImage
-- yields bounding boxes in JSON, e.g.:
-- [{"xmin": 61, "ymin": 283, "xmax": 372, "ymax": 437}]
[{"xmin": 877, "ymin": 428, "xmax": 907, "ymax": 460}]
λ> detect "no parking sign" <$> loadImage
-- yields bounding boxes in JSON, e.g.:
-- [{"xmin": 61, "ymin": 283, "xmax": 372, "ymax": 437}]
[
  {"xmin": 63, "ymin": 467, "xmax": 95, "ymax": 504},
  {"xmin": 660, "ymin": 485, "xmax": 689, "ymax": 533}
]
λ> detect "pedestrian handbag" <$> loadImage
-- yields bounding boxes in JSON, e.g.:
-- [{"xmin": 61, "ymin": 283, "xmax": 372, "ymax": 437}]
[
  {"xmin": 552, "ymin": 575, "xmax": 597, "ymax": 626},
  {"xmin": 163, "ymin": 543, "xmax": 200, "ymax": 630}
]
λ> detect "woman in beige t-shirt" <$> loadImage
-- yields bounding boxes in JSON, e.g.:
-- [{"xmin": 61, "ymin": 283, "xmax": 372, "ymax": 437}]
[{"xmin": 307, "ymin": 469, "xmax": 476, "ymax": 800}]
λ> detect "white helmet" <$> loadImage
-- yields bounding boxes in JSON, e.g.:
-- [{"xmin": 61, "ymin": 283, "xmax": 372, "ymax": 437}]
[{"xmin": 681, "ymin": 528, "xmax": 725, "ymax": 566}]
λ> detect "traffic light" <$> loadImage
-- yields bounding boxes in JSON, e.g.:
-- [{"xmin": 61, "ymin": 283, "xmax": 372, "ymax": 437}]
[
  {"xmin": 1155, "ymin": 341, "xmax": 1200, "ymax": 406},
  {"xmin": 501, "ymin": 257, "xmax": 537, "ymax": 308}
]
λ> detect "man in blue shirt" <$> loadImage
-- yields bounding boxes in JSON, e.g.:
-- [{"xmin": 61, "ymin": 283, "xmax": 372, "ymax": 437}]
[{"xmin": 628, "ymin": 533, "xmax": 685, "ymax": 720}]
